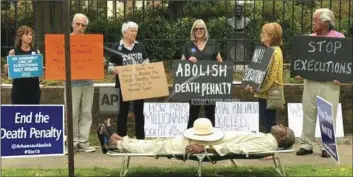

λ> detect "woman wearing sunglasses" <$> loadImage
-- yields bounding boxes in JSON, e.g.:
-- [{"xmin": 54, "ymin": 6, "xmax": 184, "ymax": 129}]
[{"xmin": 181, "ymin": 19, "xmax": 223, "ymax": 129}]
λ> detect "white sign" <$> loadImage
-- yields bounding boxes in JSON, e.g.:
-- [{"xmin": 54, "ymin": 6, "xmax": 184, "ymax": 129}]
[
  {"xmin": 144, "ymin": 103, "xmax": 189, "ymax": 137},
  {"xmin": 287, "ymin": 103, "xmax": 344, "ymax": 137},
  {"xmin": 99, "ymin": 87, "xmax": 119, "ymax": 114},
  {"xmin": 215, "ymin": 102, "xmax": 259, "ymax": 132}
]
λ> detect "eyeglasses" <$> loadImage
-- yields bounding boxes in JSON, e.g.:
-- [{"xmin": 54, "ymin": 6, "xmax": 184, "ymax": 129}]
[
  {"xmin": 193, "ymin": 28, "xmax": 205, "ymax": 31},
  {"xmin": 75, "ymin": 22, "xmax": 87, "ymax": 27}
]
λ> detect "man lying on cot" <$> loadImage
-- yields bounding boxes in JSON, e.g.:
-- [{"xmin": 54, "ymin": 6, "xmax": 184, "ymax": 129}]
[{"xmin": 97, "ymin": 118, "xmax": 295, "ymax": 156}]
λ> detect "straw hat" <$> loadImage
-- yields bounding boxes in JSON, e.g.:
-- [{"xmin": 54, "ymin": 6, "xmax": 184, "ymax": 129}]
[{"xmin": 183, "ymin": 118, "xmax": 224, "ymax": 141}]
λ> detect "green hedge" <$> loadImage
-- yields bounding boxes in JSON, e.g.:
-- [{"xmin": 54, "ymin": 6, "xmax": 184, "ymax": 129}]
[{"xmin": 86, "ymin": 1, "xmax": 352, "ymax": 63}]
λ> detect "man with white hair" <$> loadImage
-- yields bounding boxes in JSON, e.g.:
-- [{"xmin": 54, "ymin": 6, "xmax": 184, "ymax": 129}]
[
  {"xmin": 296, "ymin": 8, "xmax": 344, "ymax": 157},
  {"xmin": 64, "ymin": 13, "xmax": 96, "ymax": 154},
  {"xmin": 108, "ymin": 21, "xmax": 149, "ymax": 140}
]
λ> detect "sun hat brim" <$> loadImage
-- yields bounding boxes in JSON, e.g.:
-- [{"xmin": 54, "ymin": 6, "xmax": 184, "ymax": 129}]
[{"xmin": 183, "ymin": 128, "xmax": 224, "ymax": 141}]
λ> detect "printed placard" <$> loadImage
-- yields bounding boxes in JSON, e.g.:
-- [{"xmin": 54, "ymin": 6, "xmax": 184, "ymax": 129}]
[
  {"xmin": 44, "ymin": 34, "xmax": 104, "ymax": 80},
  {"xmin": 117, "ymin": 62, "xmax": 169, "ymax": 101},
  {"xmin": 7, "ymin": 54, "xmax": 43, "ymax": 79},
  {"xmin": 290, "ymin": 35, "xmax": 353, "ymax": 83},
  {"xmin": 144, "ymin": 103, "xmax": 189, "ymax": 137},
  {"xmin": 242, "ymin": 46, "xmax": 275, "ymax": 90},
  {"xmin": 316, "ymin": 96, "xmax": 340, "ymax": 164},
  {"xmin": 215, "ymin": 102, "xmax": 259, "ymax": 132},
  {"xmin": 287, "ymin": 103, "xmax": 344, "ymax": 137},
  {"xmin": 1, "ymin": 105, "xmax": 65, "ymax": 158},
  {"xmin": 171, "ymin": 60, "xmax": 233, "ymax": 102}
]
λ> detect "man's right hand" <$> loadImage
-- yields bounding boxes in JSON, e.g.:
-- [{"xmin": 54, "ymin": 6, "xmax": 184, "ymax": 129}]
[
  {"xmin": 188, "ymin": 56, "xmax": 198, "ymax": 63},
  {"xmin": 295, "ymin": 75, "xmax": 302, "ymax": 80}
]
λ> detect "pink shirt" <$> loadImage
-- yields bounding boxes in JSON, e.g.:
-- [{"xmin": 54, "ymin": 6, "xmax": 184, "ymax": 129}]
[{"xmin": 311, "ymin": 30, "xmax": 345, "ymax": 38}]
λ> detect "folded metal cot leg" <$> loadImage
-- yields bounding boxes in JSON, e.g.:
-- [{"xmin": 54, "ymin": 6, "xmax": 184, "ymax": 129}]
[
  {"xmin": 196, "ymin": 154, "xmax": 206, "ymax": 177},
  {"xmin": 120, "ymin": 155, "xmax": 130, "ymax": 177},
  {"xmin": 272, "ymin": 155, "xmax": 286, "ymax": 177},
  {"xmin": 229, "ymin": 159, "xmax": 237, "ymax": 169}
]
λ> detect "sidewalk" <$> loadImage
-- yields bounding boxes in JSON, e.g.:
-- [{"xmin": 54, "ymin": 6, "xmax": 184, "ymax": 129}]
[{"xmin": 2, "ymin": 144, "xmax": 352, "ymax": 169}]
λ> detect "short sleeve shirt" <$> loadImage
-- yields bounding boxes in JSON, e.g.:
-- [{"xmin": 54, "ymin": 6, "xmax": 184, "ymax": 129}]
[{"xmin": 182, "ymin": 40, "xmax": 220, "ymax": 61}]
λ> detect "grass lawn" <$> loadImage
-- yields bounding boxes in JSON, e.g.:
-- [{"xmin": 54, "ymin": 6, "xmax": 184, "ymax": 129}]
[{"xmin": 1, "ymin": 165, "xmax": 352, "ymax": 176}]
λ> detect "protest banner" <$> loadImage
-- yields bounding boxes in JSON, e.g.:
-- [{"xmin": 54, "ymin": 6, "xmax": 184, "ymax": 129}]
[
  {"xmin": 242, "ymin": 46, "xmax": 275, "ymax": 90},
  {"xmin": 316, "ymin": 96, "xmax": 340, "ymax": 164},
  {"xmin": 215, "ymin": 102, "xmax": 259, "ymax": 132},
  {"xmin": 44, "ymin": 34, "xmax": 104, "ymax": 80},
  {"xmin": 290, "ymin": 35, "xmax": 353, "ymax": 83},
  {"xmin": 117, "ymin": 62, "xmax": 169, "ymax": 101},
  {"xmin": 144, "ymin": 103, "xmax": 189, "ymax": 137},
  {"xmin": 7, "ymin": 54, "xmax": 43, "ymax": 79},
  {"xmin": 1, "ymin": 105, "xmax": 65, "ymax": 158},
  {"xmin": 171, "ymin": 60, "xmax": 233, "ymax": 102}
]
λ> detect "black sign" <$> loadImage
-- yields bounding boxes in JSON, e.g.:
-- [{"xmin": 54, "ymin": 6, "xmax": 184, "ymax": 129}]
[
  {"xmin": 242, "ymin": 46, "xmax": 275, "ymax": 90},
  {"xmin": 290, "ymin": 35, "xmax": 353, "ymax": 83},
  {"xmin": 171, "ymin": 60, "xmax": 234, "ymax": 102}
]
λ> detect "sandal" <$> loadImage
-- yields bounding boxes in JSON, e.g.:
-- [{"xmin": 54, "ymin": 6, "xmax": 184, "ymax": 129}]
[{"xmin": 96, "ymin": 123, "xmax": 112, "ymax": 154}]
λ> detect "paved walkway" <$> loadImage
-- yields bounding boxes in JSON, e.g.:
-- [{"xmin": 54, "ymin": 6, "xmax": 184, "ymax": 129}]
[{"xmin": 2, "ymin": 144, "xmax": 352, "ymax": 169}]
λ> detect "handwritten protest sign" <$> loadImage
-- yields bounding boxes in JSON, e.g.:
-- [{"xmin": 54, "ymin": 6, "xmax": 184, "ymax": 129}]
[
  {"xmin": 144, "ymin": 103, "xmax": 189, "ymax": 137},
  {"xmin": 117, "ymin": 62, "xmax": 169, "ymax": 101},
  {"xmin": 7, "ymin": 54, "xmax": 43, "ymax": 79},
  {"xmin": 215, "ymin": 102, "xmax": 259, "ymax": 132},
  {"xmin": 290, "ymin": 35, "xmax": 353, "ymax": 83},
  {"xmin": 171, "ymin": 60, "xmax": 233, "ymax": 102},
  {"xmin": 287, "ymin": 103, "xmax": 344, "ymax": 137},
  {"xmin": 1, "ymin": 105, "xmax": 64, "ymax": 158},
  {"xmin": 316, "ymin": 96, "xmax": 340, "ymax": 164},
  {"xmin": 44, "ymin": 34, "xmax": 104, "ymax": 80},
  {"xmin": 242, "ymin": 46, "xmax": 275, "ymax": 90}
]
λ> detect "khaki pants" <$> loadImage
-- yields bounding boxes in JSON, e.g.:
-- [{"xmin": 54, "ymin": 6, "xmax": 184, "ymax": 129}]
[
  {"xmin": 64, "ymin": 84, "xmax": 94, "ymax": 147},
  {"xmin": 300, "ymin": 79, "xmax": 340, "ymax": 150}
]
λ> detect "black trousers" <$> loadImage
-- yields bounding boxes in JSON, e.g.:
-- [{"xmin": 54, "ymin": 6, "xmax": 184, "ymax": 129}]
[
  {"xmin": 11, "ymin": 88, "xmax": 41, "ymax": 104},
  {"xmin": 258, "ymin": 98, "xmax": 277, "ymax": 133},
  {"xmin": 187, "ymin": 102, "xmax": 215, "ymax": 129},
  {"xmin": 117, "ymin": 89, "xmax": 145, "ymax": 139}
]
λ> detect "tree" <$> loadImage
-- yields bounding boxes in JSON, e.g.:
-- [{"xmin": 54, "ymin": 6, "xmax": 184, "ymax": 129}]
[{"xmin": 32, "ymin": 1, "xmax": 67, "ymax": 56}]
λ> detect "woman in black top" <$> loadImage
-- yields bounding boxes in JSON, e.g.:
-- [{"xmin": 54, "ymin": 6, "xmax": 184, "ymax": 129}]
[
  {"xmin": 181, "ymin": 19, "xmax": 223, "ymax": 128},
  {"xmin": 4, "ymin": 26, "xmax": 41, "ymax": 104},
  {"xmin": 108, "ymin": 21, "xmax": 149, "ymax": 139}
]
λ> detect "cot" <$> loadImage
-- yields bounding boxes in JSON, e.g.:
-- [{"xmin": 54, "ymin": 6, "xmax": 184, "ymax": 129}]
[{"xmin": 107, "ymin": 148, "xmax": 294, "ymax": 177}]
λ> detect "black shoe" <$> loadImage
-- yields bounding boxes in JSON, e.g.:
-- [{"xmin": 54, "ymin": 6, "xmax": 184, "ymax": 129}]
[
  {"xmin": 296, "ymin": 148, "xmax": 313, "ymax": 156},
  {"xmin": 321, "ymin": 150, "xmax": 330, "ymax": 158}
]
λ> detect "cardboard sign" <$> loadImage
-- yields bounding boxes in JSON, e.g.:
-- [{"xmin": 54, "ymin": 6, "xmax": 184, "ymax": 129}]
[
  {"xmin": 144, "ymin": 103, "xmax": 189, "ymax": 137},
  {"xmin": 117, "ymin": 62, "xmax": 169, "ymax": 101},
  {"xmin": 316, "ymin": 96, "xmax": 340, "ymax": 164},
  {"xmin": 44, "ymin": 34, "xmax": 104, "ymax": 80},
  {"xmin": 287, "ymin": 103, "xmax": 344, "ymax": 137},
  {"xmin": 7, "ymin": 54, "xmax": 43, "ymax": 79},
  {"xmin": 215, "ymin": 102, "xmax": 259, "ymax": 132},
  {"xmin": 1, "ymin": 105, "xmax": 65, "ymax": 158},
  {"xmin": 171, "ymin": 60, "xmax": 233, "ymax": 102},
  {"xmin": 290, "ymin": 35, "xmax": 353, "ymax": 83},
  {"xmin": 242, "ymin": 46, "xmax": 275, "ymax": 90}
]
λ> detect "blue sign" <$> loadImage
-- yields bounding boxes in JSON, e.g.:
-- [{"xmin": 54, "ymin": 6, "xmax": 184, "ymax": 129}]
[
  {"xmin": 316, "ymin": 96, "xmax": 340, "ymax": 164},
  {"xmin": 1, "ymin": 105, "xmax": 65, "ymax": 158},
  {"xmin": 7, "ymin": 54, "xmax": 43, "ymax": 79}
]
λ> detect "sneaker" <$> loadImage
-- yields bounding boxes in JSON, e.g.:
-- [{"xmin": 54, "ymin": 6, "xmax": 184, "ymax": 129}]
[
  {"xmin": 64, "ymin": 144, "xmax": 77, "ymax": 155},
  {"xmin": 77, "ymin": 143, "xmax": 96, "ymax": 152}
]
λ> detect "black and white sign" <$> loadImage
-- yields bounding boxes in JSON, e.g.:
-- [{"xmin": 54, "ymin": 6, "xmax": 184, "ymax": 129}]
[
  {"xmin": 242, "ymin": 46, "xmax": 275, "ymax": 90},
  {"xmin": 290, "ymin": 35, "xmax": 353, "ymax": 83},
  {"xmin": 99, "ymin": 87, "xmax": 119, "ymax": 114},
  {"xmin": 171, "ymin": 60, "xmax": 234, "ymax": 102}
]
